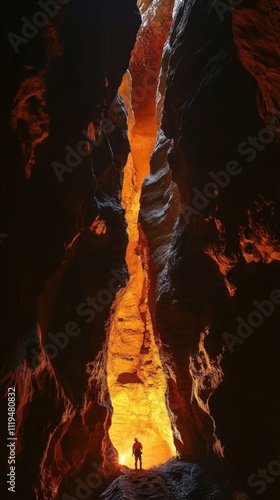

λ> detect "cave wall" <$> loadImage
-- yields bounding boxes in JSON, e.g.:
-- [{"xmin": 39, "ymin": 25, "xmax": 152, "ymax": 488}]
[
  {"xmin": 140, "ymin": 0, "xmax": 280, "ymax": 497},
  {"xmin": 1, "ymin": 0, "xmax": 280, "ymax": 498},
  {"xmin": 0, "ymin": 1, "xmax": 140, "ymax": 498}
]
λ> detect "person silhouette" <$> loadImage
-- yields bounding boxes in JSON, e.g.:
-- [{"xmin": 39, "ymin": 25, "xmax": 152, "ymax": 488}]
[{"xmin": 132, "ymin": 437, "xmax": 143, "ymax": 470}]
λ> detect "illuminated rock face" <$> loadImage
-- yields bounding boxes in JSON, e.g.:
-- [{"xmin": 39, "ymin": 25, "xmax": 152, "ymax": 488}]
[
  {"xmin": 107, "ymin": 0, "xmax": 177, "ymax": 469},
  {"xmin": 1, "ymin": 0, "xmax": 280, "ymax": 499},
  {"xmin": 233, "ymin": 0, "xmax": 280, "ymax": 129}
]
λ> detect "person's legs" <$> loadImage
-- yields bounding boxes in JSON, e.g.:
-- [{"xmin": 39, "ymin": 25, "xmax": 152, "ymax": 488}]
[{"xmin": 135, "ymin": 454, "xmax": 141, "ymax": 470}]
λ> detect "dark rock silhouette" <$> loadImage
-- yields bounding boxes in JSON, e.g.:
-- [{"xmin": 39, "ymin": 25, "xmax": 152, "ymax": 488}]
[{"xmin": 0, "ymin": 0, "xmax": 279, "ymax": 499}]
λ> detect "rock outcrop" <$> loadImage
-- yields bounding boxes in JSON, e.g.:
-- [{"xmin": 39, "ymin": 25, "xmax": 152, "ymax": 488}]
[
  {"xmin": 101, "ymin": 460, "xmax": 223, "ymax": 499},
  {"xmin": 1, "ymin": 1, "xmax": 140, "ymax": 498},
  {"xmin": 140, "ymin": 0, "xmax": 280, "ymax": 498}
]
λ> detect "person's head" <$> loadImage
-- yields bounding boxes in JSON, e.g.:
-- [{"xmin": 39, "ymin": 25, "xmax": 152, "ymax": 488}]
[{"xmin": 134, "ymin": 438, "xmax": 138, "ymax": 442}]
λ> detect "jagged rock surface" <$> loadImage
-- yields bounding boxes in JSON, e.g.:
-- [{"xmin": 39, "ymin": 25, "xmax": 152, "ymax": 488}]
[
  {"xmin": 0, "ymin": 1, "xmax": 140, "ymax": 498},
  {"xmin": 140, "ymin": 1, "xmax": 280, "ymax": 498},
  {"xmin": 1, "ymin": 0, "xmax": 280, "ymax": 499},
  {"xmin": 101, "ymin": 461, "xmax": 223, "ymax": 500}
]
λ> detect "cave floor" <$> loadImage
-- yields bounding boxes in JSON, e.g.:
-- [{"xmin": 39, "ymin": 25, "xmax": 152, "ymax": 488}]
[{"xmin": 101, "ymin": 460, "xmax": 222, "ymax": 499}]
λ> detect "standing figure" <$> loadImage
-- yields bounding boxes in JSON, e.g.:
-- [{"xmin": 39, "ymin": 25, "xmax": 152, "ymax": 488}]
[{"xmin": 132, "ymin": 437, "xmax": 143, "ymax": 470}]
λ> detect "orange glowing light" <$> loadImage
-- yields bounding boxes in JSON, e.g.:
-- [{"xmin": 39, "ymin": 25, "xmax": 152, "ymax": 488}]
[
  {"xmin": 189, "ymin": 328, "xmax": 224, "ymax": 458},
  {"xmin": 89, "ymin": 216, "xmax": 107, "ymax": 235},
  {"xmin": 205, "ymin": 206, "xmax": 280, "ymax": 296},
  {"xmin": 204, "ymin": 220, "xmax": 238, "ymax": 297},
  {"xmin": 106, "ymin": 0, "xmax": 180, "ymax": 467},
  {"xmin": 106, "ymin": 69, "xmax": 177, "ymax": 469},
  {"xmin": 239, "ymin": 210, "xmax": 280, "ymax": 264}
]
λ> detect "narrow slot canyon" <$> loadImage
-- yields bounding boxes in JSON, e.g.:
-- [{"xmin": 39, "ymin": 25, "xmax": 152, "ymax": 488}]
[
  {"xmin": 107, "ymin": 0, "xmax": 177, "ymax": 469},
  {"xmin": 1, "ymin": 1, "xmax": 280, "ymax": 499}
]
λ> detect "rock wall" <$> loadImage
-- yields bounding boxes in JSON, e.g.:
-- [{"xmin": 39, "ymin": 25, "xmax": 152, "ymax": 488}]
[
  {"xmin": 1, "ymin": 0, "xmax": 280, "ymax": 498},
  {"xmin": 140, "ymin": 0, "xmax": 280, "ymax": 498},
  {"xmin": 0, "ymin": 1, "xmax": 140, "ymax": 498}
]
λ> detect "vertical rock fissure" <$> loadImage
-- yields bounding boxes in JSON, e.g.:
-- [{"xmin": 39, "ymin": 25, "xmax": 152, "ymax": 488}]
[{"xmin": 106, "ymin": 0, "xmax": 179, "ymax": 469}]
